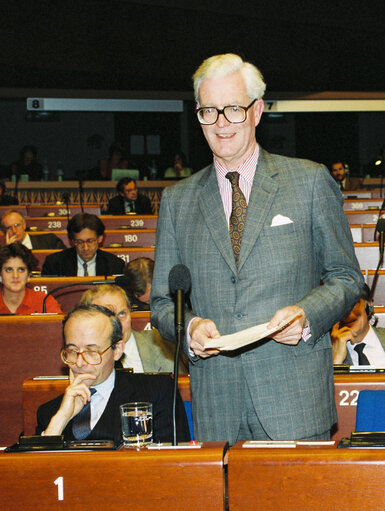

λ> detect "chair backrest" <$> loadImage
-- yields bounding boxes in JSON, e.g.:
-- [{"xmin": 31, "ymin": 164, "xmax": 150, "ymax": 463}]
[{"xmin": 356, "ymin": 390, "xmax": 385, "ymax": 431}]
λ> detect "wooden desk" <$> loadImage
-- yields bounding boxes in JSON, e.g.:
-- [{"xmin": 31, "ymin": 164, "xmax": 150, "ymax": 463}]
[
  {"xmin": 228, "ymin": 441, "xmax": 385, "ymax": 511},
  {"xmin": 346, "ymin": 210, "xmax": 384, "ymax": 224},
  {"xmin": 332, "ymin": 372, "xmax": 385, "ymax": 440},
  {"xmin": 22, "ymin": 374, "xmax": 191, "ymax": 436},
  {"xmin": 0, "ymin": 315, "xmax": 66, "ymax": 445},
  {"xmin": 0, "ymin": 442, "xmax": 227, "ymax": 510},
  {"xmin": 33, "ymin": 247, "xmax": 155, "ymax": 270},
  {"xmin": 27, "ymin": 276, "xmax": 152, "ymax": 320},
  {"xmin": 25, "ymin": 215, "xmax": 158, "ymax": 231},
  {"xmin": 0, "ymin": 205, "xmax": 27, "ymax": 216},
  {"xmin": 354, "ymin": 242, "xmax": 382, "ymax": 270},
  {"xmin": 27, "ymin": 204, "xmax": 101, "ymax": 216},
  {"xmin": 343, "ymin": 198, "xmax": 383, "ymax": 211}
]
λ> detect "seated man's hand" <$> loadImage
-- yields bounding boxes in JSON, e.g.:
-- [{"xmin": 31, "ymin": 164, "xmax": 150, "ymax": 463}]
[
  {"xmin": 189, "ymin": 318, "xmax": 220, "ymax": 358},
  {"xmin": 44, "ymin": 372, "xmax": 96, "ymax": 435},
  {"xmin": 267, "ymin": 305, "xmax": 306, "ymax": 345}
]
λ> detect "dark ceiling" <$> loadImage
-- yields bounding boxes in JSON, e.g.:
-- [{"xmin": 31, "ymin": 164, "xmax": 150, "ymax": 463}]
[{"xmin": 1, "ymin": 0, "xmax": 384, "ymax": 94}]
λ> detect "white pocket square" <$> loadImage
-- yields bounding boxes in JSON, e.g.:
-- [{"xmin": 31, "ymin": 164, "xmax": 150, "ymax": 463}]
[{"xmin": 270, "ymin": 214, "xmax": 293, "ymax": 227}]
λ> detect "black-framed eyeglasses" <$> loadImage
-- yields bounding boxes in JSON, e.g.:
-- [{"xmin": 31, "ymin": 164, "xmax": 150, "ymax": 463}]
[
  {"xmin": 72, "ymin": 238, "xmax": 98, "ymax": 247},
  {"xmin": 60, "ymin": 345, "xmax": 112, "ymax": 365},
  {"xmin": 196, "ymin": 98, "xmax": 257, "ymax": 125}
]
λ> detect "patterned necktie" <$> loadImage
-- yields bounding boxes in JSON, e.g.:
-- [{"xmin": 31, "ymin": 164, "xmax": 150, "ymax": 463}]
[
  {"xmin": 83, "ymin": 262, "xmax": 88, "ymax": 276},
  {"xmin": 226, "ymin": 172, "xmax": 247, "ymax": 265},
  {"xmin": 354, "ymin": 343, "xmax": 370, "ymax": 365},
  {"xmin": 72, "ymin": 388, "xmax": 97, "ymax": 440}
]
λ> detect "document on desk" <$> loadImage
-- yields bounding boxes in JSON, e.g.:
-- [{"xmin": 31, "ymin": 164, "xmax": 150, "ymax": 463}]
[{"xmin": 205, "ymin": 312, "xmax": 301, "ymax": 351}]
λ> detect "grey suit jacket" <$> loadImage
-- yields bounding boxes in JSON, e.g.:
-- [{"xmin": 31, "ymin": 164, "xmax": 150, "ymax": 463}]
[
  {"xmin": 133, "ymin": 330, "xmax": 188, "ymax": 373},
  {"xmin": 151, "ymin": 148, "xmax": 363, "ymax": 444}
]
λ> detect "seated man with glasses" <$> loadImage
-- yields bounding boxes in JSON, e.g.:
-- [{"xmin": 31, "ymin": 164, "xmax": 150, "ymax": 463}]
[
  {"xmin": 41, "ymin": 212, "xmax": 125, "ymax": 276},
  {"xmin": 1, "ymin": 209, "xmax": 66, "ymax": 250},
  {"xmin": 35, "ymin": 304, "xmax": 190, "ymax": 443}
]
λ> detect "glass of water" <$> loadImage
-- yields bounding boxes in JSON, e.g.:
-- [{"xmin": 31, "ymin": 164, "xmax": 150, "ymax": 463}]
[{"xmin": 120, "ymin": 402, "xmax": 153, "ymax": 447}]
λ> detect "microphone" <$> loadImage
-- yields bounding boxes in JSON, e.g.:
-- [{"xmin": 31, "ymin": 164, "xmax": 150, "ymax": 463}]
[
  {"xmin": 62, "ymin": 192, "xmax": 70, "ymax": 225},
  {"xmin": 42, "ymin": 275, "xmax": 130, "ymax": 312},
  {"xmin": 370, "ymin": 218, "xmax": 385, "ymax": 302},
  {"xmin": 168, "ymin": 264, "xmax": 191, "ymax": 445}
]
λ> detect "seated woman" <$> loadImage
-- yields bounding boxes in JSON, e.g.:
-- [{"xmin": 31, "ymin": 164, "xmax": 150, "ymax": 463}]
[{"xmin": 0, "ymin": 243, "xmax": 62, "ymax": 314}]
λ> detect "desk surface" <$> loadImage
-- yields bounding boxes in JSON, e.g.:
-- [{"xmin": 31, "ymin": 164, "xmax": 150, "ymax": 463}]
[
  {"xmin": 0, "ymin": 442, "xmax": 227, "ymax": 511},
  {"xmin": 228, "ymin": 441, "xmax": 385, "ymax": 511}
]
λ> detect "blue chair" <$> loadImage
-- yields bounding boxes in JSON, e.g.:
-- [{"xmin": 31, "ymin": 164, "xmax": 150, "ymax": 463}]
[
  {"xmin": 183, "ymin": 400, "xmax": 194, "ymax": 440},
  {"xmin": 355, "ymin": 390, "xmax": 385, "ymax": 431}
]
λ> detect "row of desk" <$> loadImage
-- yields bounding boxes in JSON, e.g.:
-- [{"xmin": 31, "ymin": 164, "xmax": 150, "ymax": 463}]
[
  {"xmin": 0, "ymin": 229, "xmax": 157, "ymax": 248},
  {"xmin": 2, "ymin": 441, "xmax": 385, "ymax": 510}
]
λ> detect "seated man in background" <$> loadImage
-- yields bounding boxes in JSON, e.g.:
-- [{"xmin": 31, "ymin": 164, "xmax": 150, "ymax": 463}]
[
  {"xmin": 331, "ymin": 285, "xmax": 385, "ymax": 367},
  {"xmin": 0, "ymin": 181, "xmax": 18, "ymax": 206},
  {"xmin": 1, "ymin": 210, "xmax": 66, "ymax": 250},
  {"xmin": 329, "ymin": 160, "xmax": 347, "ymax": 190},
  {"xmin": 106, "ymin": 177, "xmax": 153, "ymax": 215},
  {"xmin": 80, "ymin": 284, "xmax": 188, "ymax": 373},
  {"xmin": 124, "ymin": 257, "xmax": 154, "ymax": 310},
  {"xmin": 36, "ymin": 304, "xmax": 190, "ymax": 443},
  {"xmin": 41, "ymin": 213, "xmax": 125, "ymax": 276}
]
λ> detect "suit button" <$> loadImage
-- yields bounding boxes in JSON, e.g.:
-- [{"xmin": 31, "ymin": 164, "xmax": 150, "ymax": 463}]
[
  {"xmin": 231, "ymin": 276, "xmax": 236, "ymax": 283},
  {"xmin": 236, "ymin": 313, "xmax": 243, "ymax": 320}
]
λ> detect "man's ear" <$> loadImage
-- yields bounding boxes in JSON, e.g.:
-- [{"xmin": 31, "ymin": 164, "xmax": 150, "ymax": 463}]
[{"xmin": 113, "ymin": 340, "xmax": 125, "ymax": 361}]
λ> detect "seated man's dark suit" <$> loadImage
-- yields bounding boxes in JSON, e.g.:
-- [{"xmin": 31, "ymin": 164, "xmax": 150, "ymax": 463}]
[
  {"xmin": 30, "ymin": 233, "xmax": 66, "ymax": 250},
  {"xmin": 35, "ymin": 371, "xmax": 190, "ymax": 444},
  {"xmin": 106, "ymin": 194, "xmax": 153, "ymax": 215},
  {"xmin": 41, "ymin": 247, "xmax": 125, "ymax": 276}
]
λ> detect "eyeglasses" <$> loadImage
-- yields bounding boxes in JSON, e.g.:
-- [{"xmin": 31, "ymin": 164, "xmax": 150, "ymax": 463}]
[
  {"xmin": 60, "ymin": 345, "xmax": 112, "ymax": 365},
  {"xmin": 3, "ymin": 223, "xmax": 22, "ymax": 232},
  {"xmin": 73, "ymin": 238, "xmax": 98, "ymax": 247},
  {"xmin": 196, "ymin": 98, "xmax": 257, "ymax": 125}
]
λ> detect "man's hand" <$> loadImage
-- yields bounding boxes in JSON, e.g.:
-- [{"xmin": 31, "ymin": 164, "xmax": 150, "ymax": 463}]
[
  {"xmin": 5, "ymin": 230, "xmax": 18, "ymax": 245},
  {"xmin": 267, "ymin": 305, "xmax": 306, "ymax": 345},
  {"xmin": 44, "ymin": 373, "xmax": 96, "ymax": 436},
  {"xmin": 189, "ymin": 318, "xmax": 221, "ymax": 358},
  {"xmin": 330, "ymin": 324, "xmax": 350, "ymax": 364}
]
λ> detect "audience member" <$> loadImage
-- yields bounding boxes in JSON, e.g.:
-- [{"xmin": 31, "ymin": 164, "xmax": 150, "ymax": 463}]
[
  {"xmin": 41, "ymin": 213, "xmax": 125, "ymax": 276},
  {"xmin": 80, "ymin": 284, "xmax": 188, "ymax": 373},
  {"xmin": 106, "ymin": 177, "xmax": 153, "ymax": 215},
  {"xmin": 1, "ymin": 210, "xmax": 66, "ymax": 249},
  {"xmin": 0, "ymin": 181, "xmax": 18, "ymax": 206},
  {"xmin": 151, "ymin": 53, "xmax": 363, "ymax": 444},
  {"xmin": 0, "ymin": 243, "xmax": 62, "ymax": 314},
  {"xmin": 164, "ymin": 152, "xmax": 192, "ymax": 179},
  {"xmin": 99, "ymin": 142, "xmax": 128, "ymax": 180},
  {"xmin": 10, "ymin": 145, "xmax": 43, "ymax": 181},
  {"xmin": 35, "ymin": 304, "xmax": 190, "ymax": 443},
  {"xmin": 124, "ymin": 257, "xmax": 154, "ymax": 310},
  {"xmin": 330, "ymin": 160, "xmax": 347, "ymax": 190},
  {"xmin": 331, "ymin": 285, "xmax": 385, "ymax": 367}
]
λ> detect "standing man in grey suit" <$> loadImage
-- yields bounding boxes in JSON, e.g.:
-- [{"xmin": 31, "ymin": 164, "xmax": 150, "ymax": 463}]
[{"xmin": 150, "ymin": 53, "xmax": 363, "ymax": 445}]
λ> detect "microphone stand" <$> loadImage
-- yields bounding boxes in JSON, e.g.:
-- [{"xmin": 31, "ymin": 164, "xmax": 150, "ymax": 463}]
[
  {"xmin": 370, "ymin": 218, "xmax": 385, "ymax": 303},
  {"xmin": 78, "ymin": 177, "xmax": 84, "ymax": 213},
  {"xmin": 62, "ymin": 192, "xmax": 70, "ymax": 225},
  {"xmin": 172, "ymin": 289, "xmax": 185, "ymax": 446}
]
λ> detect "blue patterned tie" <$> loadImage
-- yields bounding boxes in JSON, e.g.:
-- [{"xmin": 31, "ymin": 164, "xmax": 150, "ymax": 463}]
[
  {"xmin": 226, "ymin": 172, "xmax": 247, "ymax": 265},
  {"xmin": 72, "ymin": 388, "xmax": 97, "ymax": 440}
]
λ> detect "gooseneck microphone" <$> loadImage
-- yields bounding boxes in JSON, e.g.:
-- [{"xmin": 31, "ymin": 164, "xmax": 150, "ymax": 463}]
[
  {"xmin": 41, "ymin": 275, "xmax": 131, "ymax": 313},
  {"xmin": 168, "ymin": 264, "xmax": 191, "ymax": 446},
  {"xmin": 370, "ymin": 218, "xmax": 385, "ymax": 302}
]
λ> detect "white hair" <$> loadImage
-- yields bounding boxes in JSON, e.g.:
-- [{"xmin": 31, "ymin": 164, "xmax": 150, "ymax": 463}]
[{"xmin": 192, "ymin": 53, "xmax": 266, "ymax": 104}]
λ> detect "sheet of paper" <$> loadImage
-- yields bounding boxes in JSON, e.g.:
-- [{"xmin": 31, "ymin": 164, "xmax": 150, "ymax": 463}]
[{"xmin": 205, "ymin": 312, "xmax": 301, "ymax": 351}]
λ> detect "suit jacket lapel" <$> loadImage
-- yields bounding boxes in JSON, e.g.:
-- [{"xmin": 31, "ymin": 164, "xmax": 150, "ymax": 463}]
[
  {"xmin": 134, "ymin": 331, "xmax": 160, "ymax": 372},
  {"xmin": 66, "ymin": 248, "xmax": 78, "ymax": 276},
  {"xmin": 198, "ymin": 166, "xmax": 237, "ymax": 272},
  {"xmin": 237, "ymin": 149, "xmax": 279, "ymax": 270}
]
